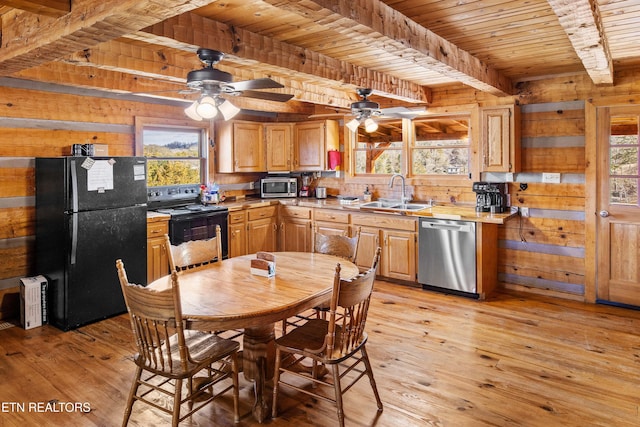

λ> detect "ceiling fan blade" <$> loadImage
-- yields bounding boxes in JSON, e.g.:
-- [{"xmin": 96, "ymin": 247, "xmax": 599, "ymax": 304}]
[
  {"xmin": 239, "ymin": 90, "xmax": 294, "ymax": 102},
  {"xmin": 228, "ymin": 77, "xmax": 284, "ymax": 91},
  {"xmin": 379, "ymin": 106, "xmax": 428, "ymax": 119}
]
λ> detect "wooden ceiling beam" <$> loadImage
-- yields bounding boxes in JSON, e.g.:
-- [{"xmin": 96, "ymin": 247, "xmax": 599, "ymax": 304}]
[
  {"xmin": 131, "ymin": 12, "xmax": 430, "ymax": 107},
  {"xmin": 547, "ymin": 0, "xmax": 613, "ymax": 85},
  {"xmin": 264, "ymin": 0, "xmax": 513, "ymax": 97},
  {"xmin": 56, "ymin": 39, "xmax": 355, "ymax": 111},
  {"xmin": 0, "ymin": 0, "xmax": 70, "ymax": 17},
  {"xmin": 0, "ymin": 0, "xmax": 216, "ymax": 76}
]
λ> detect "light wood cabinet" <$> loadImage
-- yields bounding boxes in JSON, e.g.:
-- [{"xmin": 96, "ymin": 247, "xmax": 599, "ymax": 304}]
[
  {"xmin": 480, "ymin": 105, "xmax": 521, "ymax": 172},
  {"xmin": 247, "ymin": 206, "xmax": 278, "ymax": 253},
  {"xmin": 217, "ymin": 120, "xmax": 265, "ymax": 172},
  {"xmin": 279, "ymin": 206, "xmax": 313, "ymax": 252},
  {"xmin": 293, "ymin": 120, "xmax": 339, "ymax": 171},
  {"xmin": 228, "ymin": 210, "xmax": 247, "ymax": 258},
  {"xmin": 314, "ymin": 209, "xmax": 350, "ymax": 237},
  {"xmin": 351, "ymin": 213, "xmax": 417, "ymax": 281},
  {"xmin": 265, "ymin": 123, "xmax": 293, "ymax": 172},
  {"xmin": 146, "ymin": 216, "xmax": 169, "ymax": 284}
]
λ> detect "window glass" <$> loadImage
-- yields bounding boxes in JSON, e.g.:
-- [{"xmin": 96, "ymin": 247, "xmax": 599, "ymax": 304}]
[
  {"xmin": 353, "ymin": 119, "xmax": 403, "ymax": 175},
  {"xmin": 410, "ymin": 116, "xmax": 470, "ymax": 176},
  {"xmin": 609, "ymin": 115, "xmax": 639, "ymax": 205},
  {"xmin": 142, "ymin": 126, "xmax": 206, "ymax": 187}
]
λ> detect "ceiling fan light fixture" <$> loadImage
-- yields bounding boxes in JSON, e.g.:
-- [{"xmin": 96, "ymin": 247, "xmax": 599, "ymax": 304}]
[
  {"xmin": 217, "ymin": 99, "xmax": 241, "ymax": 120},
  {"xmin": 346, "ymin": 118, "xmax": 360, "ymax": 132},
  {"xmin": 195, "ymin": 96, "xmax": 218, "ymax": 119},
  {"xmin": 364, "ymin": 118, "xmax": 378, "ymax": 133},
  {"xmin": 184, "ymin": 101, "xmax": 203, "ymax": 121}
]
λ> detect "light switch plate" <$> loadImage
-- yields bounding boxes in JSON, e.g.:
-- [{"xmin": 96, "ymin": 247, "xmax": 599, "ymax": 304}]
[
  {"xmin": 505, "ymin": 172, "xmax": 514, "ymax": 182},
  {"xmin": 542, "ymin": 173, "xmax": 561, "ymax": 183}
]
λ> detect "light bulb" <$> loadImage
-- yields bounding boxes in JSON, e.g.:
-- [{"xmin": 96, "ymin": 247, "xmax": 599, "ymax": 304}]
[
  {"xmin": 364, "ymin": 118, "xmax": 378, "ymax": 133},
  {"xmin": 195, "ymin": 96, "xmax": 218, "ymax": 119},
  {"xmin": 346, "ymin": 118, "xmax": 360, "ymax": 132},
  {"xmin": 217, "ymin": 99, "xmax": 241, "ymax": 120},
  {"xmin": 184, "ymin": 101, "xmax": 203, "ymax": 121}
]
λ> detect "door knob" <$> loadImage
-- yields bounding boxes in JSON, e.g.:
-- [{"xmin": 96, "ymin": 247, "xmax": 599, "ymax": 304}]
[{"xmin": 599, "ymin": 210, "xmax": 610, "ymax": 218}]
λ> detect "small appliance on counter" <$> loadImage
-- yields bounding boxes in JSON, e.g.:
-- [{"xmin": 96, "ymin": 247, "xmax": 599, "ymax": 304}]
[
  {"xmin": 260, "ymin": 177, "xmax": 297, "ymax": 198},
  {"xmin": 315, "ymin": 187, "xmax": 327, "ymax": 198},
  {"xmin": 299, "ymin": 174, "xmax": 312, "ymax": 197},
  {"xmin": 472, "ymin": 181, "xmax": 508, "ymax": 213}
]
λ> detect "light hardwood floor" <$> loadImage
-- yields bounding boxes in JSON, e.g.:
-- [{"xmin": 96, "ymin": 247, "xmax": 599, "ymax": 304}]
[{"xmin": 1, "ymin": 280, "xmax": 639, "ymax": 426}]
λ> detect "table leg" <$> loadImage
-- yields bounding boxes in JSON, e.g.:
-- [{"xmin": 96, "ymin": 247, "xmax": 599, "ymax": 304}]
[{"xmin": 243, "ymin": 324, "xmax": 276, "ymax": 422}]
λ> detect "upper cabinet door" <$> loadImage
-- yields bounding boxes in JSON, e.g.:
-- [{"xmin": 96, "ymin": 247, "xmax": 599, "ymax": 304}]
[
  {"xmin": 217, "ymin": 121, "xmax": 265, "ymax": 173},
  {"xmin": 293, "ymin": 120, "xmax": 339, "ymax": 171},
  {"xmin": 265, "ymin": 123, "xmax": 292, "ymax": 172},
  {"xmin": 480, "ymin": 105, "xmax": 521, "ymax": 172}
]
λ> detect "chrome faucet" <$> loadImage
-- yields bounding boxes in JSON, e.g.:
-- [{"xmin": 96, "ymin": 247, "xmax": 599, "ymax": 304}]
[{"xmin": 389, "ymin": 173, "xmax": 410, "ymax": 203}]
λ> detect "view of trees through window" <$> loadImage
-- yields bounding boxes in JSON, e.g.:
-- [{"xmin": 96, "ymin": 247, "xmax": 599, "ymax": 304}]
[
  {"xmin": 610, "ymin": 115, "xmax": 639, "ymax": 205},
  {"xmin": 351, "ymin": 115, "xmax": 470, "ymax": 177},
  {"xmin": 143, "ymin": 127, "xmax": 204, "ymax": 187}
]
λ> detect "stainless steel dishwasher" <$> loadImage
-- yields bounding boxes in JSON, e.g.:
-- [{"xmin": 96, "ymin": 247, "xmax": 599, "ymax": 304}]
[{"xmin": 418, "ymin": 218, "xmax": 477, "ymax": 296}]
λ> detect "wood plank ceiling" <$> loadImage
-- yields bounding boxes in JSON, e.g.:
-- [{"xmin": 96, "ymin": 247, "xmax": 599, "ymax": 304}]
[{"xmin": 1, "ymin": 0, "xmax": 639, "ymax": 117}]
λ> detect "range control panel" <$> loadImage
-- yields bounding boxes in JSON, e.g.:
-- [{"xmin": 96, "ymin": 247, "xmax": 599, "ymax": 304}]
[{"xmin": 147, "ymin": 184, "xmax": 201, "ymax": 208}]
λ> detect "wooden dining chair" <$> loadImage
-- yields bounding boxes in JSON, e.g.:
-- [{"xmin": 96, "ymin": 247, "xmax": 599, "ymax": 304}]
[
  {"xmin": 116, "ymin": 259, "xmax": 240, "ymax": 426},
  {"xmin": 164, "ymin": 229, "xmax": 243, "ymax": 342},
  {"xmin": 271, "ymin": 247, "xmax": 383, "ymax": 427},
  {"xmin": 282, "ymin": 228, "xmax": 362, "ymax": 334},
  {"xmin": 165, "ymin": 225, "xmax": 222, "ymax": 272}
]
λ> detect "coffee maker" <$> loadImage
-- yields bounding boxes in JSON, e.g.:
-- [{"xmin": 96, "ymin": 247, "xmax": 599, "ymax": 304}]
[{"xmin": 472, "ymin": 182, "xmax": 508, "ymax": 213}]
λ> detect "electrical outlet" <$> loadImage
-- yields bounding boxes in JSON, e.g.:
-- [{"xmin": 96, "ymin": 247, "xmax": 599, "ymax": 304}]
[
  {"xmin": 542, "ymin": 173, "xmax": 561, "ymax": 183},
  {"xmin": 520, "ymin": 207, "xmax": 529, "ymax": 217},
  {"xmin": 249, "ymin": 181, "xmax": 255, "ymax": 190}
]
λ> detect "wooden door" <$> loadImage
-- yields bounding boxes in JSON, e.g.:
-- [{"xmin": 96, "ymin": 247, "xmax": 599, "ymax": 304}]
[
  {"xmin": 229, "ymin": 222, "xmax": 247, "ymax": 258},
  {"xmin": 234, "ymin": 122, "xmax": 264, "ymax": 172},
  {"xmin": 294, "ymin": 122, "xmax": 325, "ymax": 170},
  {"xmin": 596, "ymin": 106, "xmax": 640, "ymax": 305},
  {"xmin": 355, "ymin": 226, "xmax": 380, "ymax": 272},
  {"xmin": 382, "ymin": 229, "xmax": 416, "ymax": 281},
  {"xmin": 280, "ymin": 218, "xmax": 312, "ymax": 252},
  {"xmin": 248, "ymin": 217, "xmax": 277, "ymax": 253},
  {"xmin": 265, "ymin": 124, "xmax": 292, "ymax": 171}
]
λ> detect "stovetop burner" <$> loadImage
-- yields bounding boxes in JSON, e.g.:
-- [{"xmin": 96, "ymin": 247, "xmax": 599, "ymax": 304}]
[{"xmin": 156, "ymin": 204, "xmax": 228, "ymax": 217}]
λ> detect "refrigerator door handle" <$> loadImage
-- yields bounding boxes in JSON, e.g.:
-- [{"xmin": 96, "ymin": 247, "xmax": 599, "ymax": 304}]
[
  {"xmin": 71, "ymin": 212, "xmax": 78, "ymax": 264},
  {"xmin": 70, "ymin": 159, "xmax": 79, "ymax": 213}
]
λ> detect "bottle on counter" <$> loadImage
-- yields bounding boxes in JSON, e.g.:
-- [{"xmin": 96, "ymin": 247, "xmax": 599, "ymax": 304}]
[{"xmin": 363, "ymin": 186, "xmax": 372, "ymax": 202}]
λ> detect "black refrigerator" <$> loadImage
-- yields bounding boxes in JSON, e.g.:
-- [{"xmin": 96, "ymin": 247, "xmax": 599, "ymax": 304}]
[{"xmin": 36, "ymin": 156, "xmax": 148, "ymax": 331}]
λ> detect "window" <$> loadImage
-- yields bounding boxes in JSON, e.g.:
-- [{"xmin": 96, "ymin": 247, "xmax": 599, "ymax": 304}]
[
  {"xmin": 410, "ymin": 115, "xmax": 470, "ymax": 176},
  {"xmin": 609, "ymin": 115, "xmax": 639, "ymax": 205},
  {"xmin": 349, "ymin": 113, "xmax": 471, "ymax": 178},
  {"xmin": 352, "ymin": 119, "xmax": 403, "ymax": 175},
  {"xmin": 135, "ymin": 117, "xmax": 212, "ymax": 188}
]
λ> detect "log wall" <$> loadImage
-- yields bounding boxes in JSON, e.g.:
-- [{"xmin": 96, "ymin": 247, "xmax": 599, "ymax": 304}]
[{"xmin": 1, "ymin": 70, "xmax": 640, "ymax": 319}]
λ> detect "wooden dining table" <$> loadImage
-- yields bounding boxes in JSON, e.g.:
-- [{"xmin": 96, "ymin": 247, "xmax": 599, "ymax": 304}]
[{"xmin": 147, "ymin": 251, "xmax": 359, "ymax": 423}]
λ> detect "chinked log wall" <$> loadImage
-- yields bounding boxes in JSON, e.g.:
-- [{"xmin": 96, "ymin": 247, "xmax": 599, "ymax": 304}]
[
  {"xmin": 0, "ymin": 82, "xmax": 186, "ymax": 319},
  {"xmin": 1, "ymin": 70, "xmax": 640, "ymax": 320}
]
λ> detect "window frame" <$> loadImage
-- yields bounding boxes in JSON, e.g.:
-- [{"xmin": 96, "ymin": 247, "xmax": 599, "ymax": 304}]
[
  {"xmin": 134, "ymin": 117, "xmax": 214, "ymax": 187},
  {"xmin": 345, "ymin": 106, "xmax": 478, "ymax": 185}
]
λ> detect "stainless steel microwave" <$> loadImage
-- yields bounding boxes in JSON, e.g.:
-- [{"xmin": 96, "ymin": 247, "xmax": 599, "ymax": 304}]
[{"xmin": 261, "ymin": 177, "xmax": 297, "ymax": 198}]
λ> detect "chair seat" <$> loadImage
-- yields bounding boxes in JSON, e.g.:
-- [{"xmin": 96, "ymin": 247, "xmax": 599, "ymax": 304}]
[
  {"xmin": 136, "ymin": 330, "xmax": 239, "ymax": 376},
  {"xmin": 276, "ymin": 319, "xmax": 367, "ymax": 363}
]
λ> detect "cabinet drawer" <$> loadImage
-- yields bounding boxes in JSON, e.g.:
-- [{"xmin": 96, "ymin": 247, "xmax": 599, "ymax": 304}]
[
  {"xmin": 248, "ymin": 205, "xmax": 277, "ymax": 221},
  {"xmin": 280, "ymin": 206, "xmax": 312, "ymax": 219},
  {"xmin": 229, "ymin": 211, "xmax": 247, "ymax": 224},
  {"xmin": 351, "ymin": 213, "xmax": 417, "ymax": 232},
  {"xmin": 147, "ymin": 221, "xmax": 168, "ymax": 238},
  {"xmin": 314, "ymin": 209, "xmax": 350, "ymax": 223}
]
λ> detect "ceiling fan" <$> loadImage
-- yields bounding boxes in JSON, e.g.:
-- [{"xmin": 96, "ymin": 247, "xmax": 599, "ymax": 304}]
[
  {"xmin": 183, "ymin": 48, "xmax": 294, "ymax": 121},
  {"xmin": 316, "ymin": 88, "xmax": 427, "ymax": 133}
]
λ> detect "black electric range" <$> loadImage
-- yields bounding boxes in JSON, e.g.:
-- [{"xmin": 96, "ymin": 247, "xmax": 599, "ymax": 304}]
[{"xmin": 148, "ymin": 184, "xmax": 229, "ymax": 256}]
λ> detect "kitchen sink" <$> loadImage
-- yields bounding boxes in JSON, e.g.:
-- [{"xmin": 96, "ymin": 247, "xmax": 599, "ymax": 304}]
[{"xmin": 359, "ymin": 201, "xmax": 432, "ymax": 213}]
